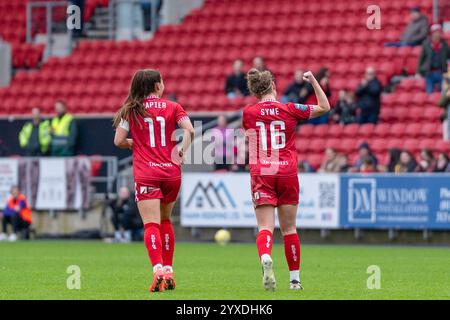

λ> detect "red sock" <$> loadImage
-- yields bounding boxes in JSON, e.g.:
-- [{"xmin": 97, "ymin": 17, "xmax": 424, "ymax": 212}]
[
  {"xmin": 256, "ymin": 229, "xmax": 273, "ymax": 258},
  {"xmin": 143, "ymin": 223, "xmax": 163, "ymax": 268},
  {"xmin": 283, "ymin": 233, "xmax": 300, "ymax": 271},
  {"xmin": 160, "ymin": 219, "xmax": 175, "ymax": 268}
]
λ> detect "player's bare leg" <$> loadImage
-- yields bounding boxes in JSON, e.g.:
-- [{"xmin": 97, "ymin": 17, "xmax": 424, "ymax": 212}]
[
  {"xmin": 161, "ymin": 201, "xmax": 176, "ymax": 290},
  {"xmin": 138, "ymin": 199, "xmax": 165, "ymax": 292},
  {"xmin": 278, "ymin": 204, "xmax": 303, "ymax": 290},
  {"xmin": 255, "ymin": 205, "xmax": 276, "ymax": 291}
]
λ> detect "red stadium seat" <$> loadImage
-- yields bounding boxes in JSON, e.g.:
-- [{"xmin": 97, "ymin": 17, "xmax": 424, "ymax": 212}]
[
  {"xmin": 404, "ymin": 123, "xmax": 422, "ymax": 138},
  {"xmin": 342, "ymin": 124, "xmax": 359, "ymax": 137},
  {"xmin": 312, "ymin": 125, "xmax": 329, "ymax": 139}
]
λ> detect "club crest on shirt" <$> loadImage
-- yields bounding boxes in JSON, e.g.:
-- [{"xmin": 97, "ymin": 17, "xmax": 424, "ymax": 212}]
[{"xmin": 294, "ymin": 103, "xmax": 308, "ymax": 111}]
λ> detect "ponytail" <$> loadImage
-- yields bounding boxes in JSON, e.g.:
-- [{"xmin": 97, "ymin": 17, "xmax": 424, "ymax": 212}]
[{"xmin": 112, "ymin": 69, "xmax": 162, "ymax": 128}]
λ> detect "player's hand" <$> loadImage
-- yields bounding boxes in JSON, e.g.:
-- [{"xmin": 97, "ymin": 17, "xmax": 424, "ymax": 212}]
[
  {"xmin": 127, "ymin": 139, "xmax": 133, "ymax": 149},
  {"xmin": 302, "ymin": 71, "xmax": 316, "ymax": 83},
  {"xmin": 178, "ymin": 147, "xmax": 185, "ymax": 165}
]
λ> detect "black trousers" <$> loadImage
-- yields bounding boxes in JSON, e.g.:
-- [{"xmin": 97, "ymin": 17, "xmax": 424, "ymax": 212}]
[
  {"xmin": 2, "ymin": 215, "xmax": 19, "ymax": 233},
  {"xmin": 2, "ymin": 215, "xmax": 30, "ymax": 238}
]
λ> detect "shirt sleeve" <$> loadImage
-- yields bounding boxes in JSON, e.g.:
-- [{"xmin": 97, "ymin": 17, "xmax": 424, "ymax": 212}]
[
  {"xmin": 118, "ymin": 119, "xmax": 129, "ymax": 131},
  {"xmin": 287, "ymin": 102, "xmax": 313, "ymax": 120},
  {"xmin": 175, "ymin": 103, "xmax": 190, "ymax": 124}
]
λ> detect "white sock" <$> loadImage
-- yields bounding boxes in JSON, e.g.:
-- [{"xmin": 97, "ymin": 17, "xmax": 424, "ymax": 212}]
[
  {"xmin": 290, "ymin": 270, "xmax": 300, "ymax": 282},
  {"xmin": 153, "ymin": 264, "xmax": 163, "ymax": 273},
  {"xmin": 163, "ymin": 265, "xmax": 173, "ymax": 273},
  {"xmin": 261, "ymin": 253, "xmax": 271, "ymax": 263}
]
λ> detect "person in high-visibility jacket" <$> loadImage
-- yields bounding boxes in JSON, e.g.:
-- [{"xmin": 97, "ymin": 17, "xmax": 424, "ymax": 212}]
[
  {"xmin": 19, "ymin": 107, "xmax": 51, "ymax": 156},
  {"xmin": 51, "ymin": 100, "xmax": 77, "ymax": 156},
  {"xmin": 0, "ymin": 186, "xmax": 32, "ymax": 241}
]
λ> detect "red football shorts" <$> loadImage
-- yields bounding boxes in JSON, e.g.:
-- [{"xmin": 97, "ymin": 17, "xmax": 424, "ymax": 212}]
[
  {"xmin": 250, "ymin": 175, "xmax": 299, "ymax": 207},
  {"xmin": 135, "ymin": 179, "xmax": 181, "ymax": 203}
]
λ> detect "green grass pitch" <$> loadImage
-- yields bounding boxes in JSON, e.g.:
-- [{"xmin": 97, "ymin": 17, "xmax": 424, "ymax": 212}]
[{"xmin": 1, "ymin": 241, "xmax": 450, "ymax": 300}]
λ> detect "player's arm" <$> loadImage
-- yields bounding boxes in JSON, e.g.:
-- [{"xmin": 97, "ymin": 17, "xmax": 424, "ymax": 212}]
[
  {"xmin": 114, "ymin": 119, "xmax": 133, "ymax": 149},
  {"xmin": 178, "ymin": 118, "xmax": 195, "ymax": 157},
  {"xmin": 303, "ymin": 71, "xmax": 331, "ymax": 118}
]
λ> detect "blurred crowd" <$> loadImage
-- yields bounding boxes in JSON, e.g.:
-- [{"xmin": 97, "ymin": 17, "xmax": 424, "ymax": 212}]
[{"xmin": 310, "ymin": 143, "xmax": 450, "ymax": 174}]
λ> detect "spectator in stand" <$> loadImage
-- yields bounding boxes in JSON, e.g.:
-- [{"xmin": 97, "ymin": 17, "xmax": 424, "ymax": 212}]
[
  {"xmin": 50, "ymin": 101, "xmax": 77, "ymax": 156},
  {"xmin": 225, "ymin": 59, "xmax": 249, "ymax": 99},
  {"xmin": 252, "ymin": 56, "xmax": 268, "ymax": 72},
  {"xmin": 231, "ymin": 128, "xmax": 248, "ymax": 172},
  {"xmin": 109, "ymin": 186, "xmax": 141, "ymax": 243},
  {"xmin": 417, "ymin": 24, "xmax": 450, "ymax": 94},
  {"xmin": 297, "ymin": 160, "xmax": 315, "ymax": 173},
  {"xmin": 386, "ymin": 7, "xmax": 429, "ymax": 47},
  {"xmin": 355, "ymin": 67, "xmax": 382, "ymax": 124},
  {"xmin": 386, "ymin": 148, "xmax": 402, "ymax": 172},
  {"xmin": 308, "ymin": 67, "xmax": 332, "ymax": 125},
  {"xmin": 435, "ymin": 152, "xmax": 450, "ymax": 172},
  {"xmin": 142, "ymin": 0, "xmax": 163, "ymax": 31},
  {"xmin": 319, "ymin": 147, "xmax": 340, "ymax": 172},
  {"xmin": 354, "ymin": 142, "xmax": 378, "ymax": 171},
  {"xmin": 415, "ymin": 149, "xmax": 437, "ymax": 172},
  {"xmin": 395, "ymin": 150, "xmax": 417, "ymax": 173},
  {"xmin": 213, "ymin": 115, "xmax": 232, "ymax": 171},
  {"xmin": 281, "ymin": 69, "xmax": 313, "ymax": 104},
  {"xmin": 336, "ymin": 154, "xmax": 350, "ymax": 172},
  {"xmin": 331, "ymin": 90, "xmax": 357, "ymax": 125},
  {"xmin": 19, "ymin": 107, "xmax": 51, "ymax": 156},
  {"xmin": 0, "ymin": 186, "xmax": 32, "ymax": 242},
  {"xmin": 360, "ymin": 157, "xmax": 377, "ymax": 173}
]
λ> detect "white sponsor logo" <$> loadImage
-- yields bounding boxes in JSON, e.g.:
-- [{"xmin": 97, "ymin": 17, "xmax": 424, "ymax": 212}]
[
  {"xmin": 164, "ymin": 234, "xmax": 170, "ymax": 250},
  {"xmin": 266, "ymin": 235, "xmax": 271, "ymax": 248},
  {"xmin": 291, "ymin": 244, "xmax": 297, "ymax": 262},
  {"xmin": 151, "ymin": 234, "xmax": 157, "ymax": 250}
]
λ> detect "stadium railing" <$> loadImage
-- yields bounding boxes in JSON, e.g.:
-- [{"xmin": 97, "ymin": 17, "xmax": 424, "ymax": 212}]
[{"xmin": 26, "ymin": 0, "xmax": 73, "ymax": 60}]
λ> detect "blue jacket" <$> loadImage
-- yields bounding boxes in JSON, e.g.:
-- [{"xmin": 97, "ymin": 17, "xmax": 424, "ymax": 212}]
[{"xmin": 3, "ymin": 198, "xmax": 26, "ymax": 217}]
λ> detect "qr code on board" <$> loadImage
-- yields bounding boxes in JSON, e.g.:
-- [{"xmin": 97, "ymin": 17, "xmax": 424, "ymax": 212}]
[{"xmin": 319, "ymin": 182, "xmax": 335, "ymax": 208}]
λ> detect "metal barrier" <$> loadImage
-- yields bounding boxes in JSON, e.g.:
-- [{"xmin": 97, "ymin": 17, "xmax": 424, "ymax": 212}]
[{"xmin": 26, "ymin": 0, "xmax": 73, "ymax": 60}]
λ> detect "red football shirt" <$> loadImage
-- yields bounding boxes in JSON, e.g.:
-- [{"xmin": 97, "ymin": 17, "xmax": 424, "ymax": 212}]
[
  {"xmin": 119, "ymin": 96, "xmax": 189, "ymax": 182},
  {"xmin": 242, "ymin": 99, "xmax": 312, "ymax": 177}
]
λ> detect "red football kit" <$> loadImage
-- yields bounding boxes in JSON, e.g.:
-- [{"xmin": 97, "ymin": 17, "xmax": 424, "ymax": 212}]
[
  {"xmin": 242, "ymin": 98, "xmax": 312, "ymax": 207},
  {"xmin": 119, "ymin": 95, "xmax": 189, "ymax": 203}
]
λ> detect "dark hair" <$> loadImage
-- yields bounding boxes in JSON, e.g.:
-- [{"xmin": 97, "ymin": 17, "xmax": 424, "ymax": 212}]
[
  {"xmin": 387, "ymin": 148, "xmax": 401, "ymax": 172},
  {"xmin": 246, "ymin": 68, "xmax": 274, "ymax": 98},
  {"xmin": 113, "ymin": 69, "xmax": 162, "ymax": 127},
  {"xmin": 421, "ymin": 148, "xmax": 434, "ymax": 160},
  {"xmin": 315, "ymin": 67, "xmax": 329, "ymax": 82}
]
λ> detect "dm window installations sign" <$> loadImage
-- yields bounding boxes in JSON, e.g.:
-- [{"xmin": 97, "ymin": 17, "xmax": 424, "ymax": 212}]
[
  {"xmin": 340, "ymin": 174, "xmax": 450, "ymax": 230},
  {"xmin": 180, "ymin": 173, "xmax": 340, "ymax": 228}
]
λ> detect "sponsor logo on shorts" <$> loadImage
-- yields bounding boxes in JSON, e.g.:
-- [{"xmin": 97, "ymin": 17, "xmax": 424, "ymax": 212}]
[{"xmin": 139, "ymin": 186, "xmax": 160, "ymax": 194}]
